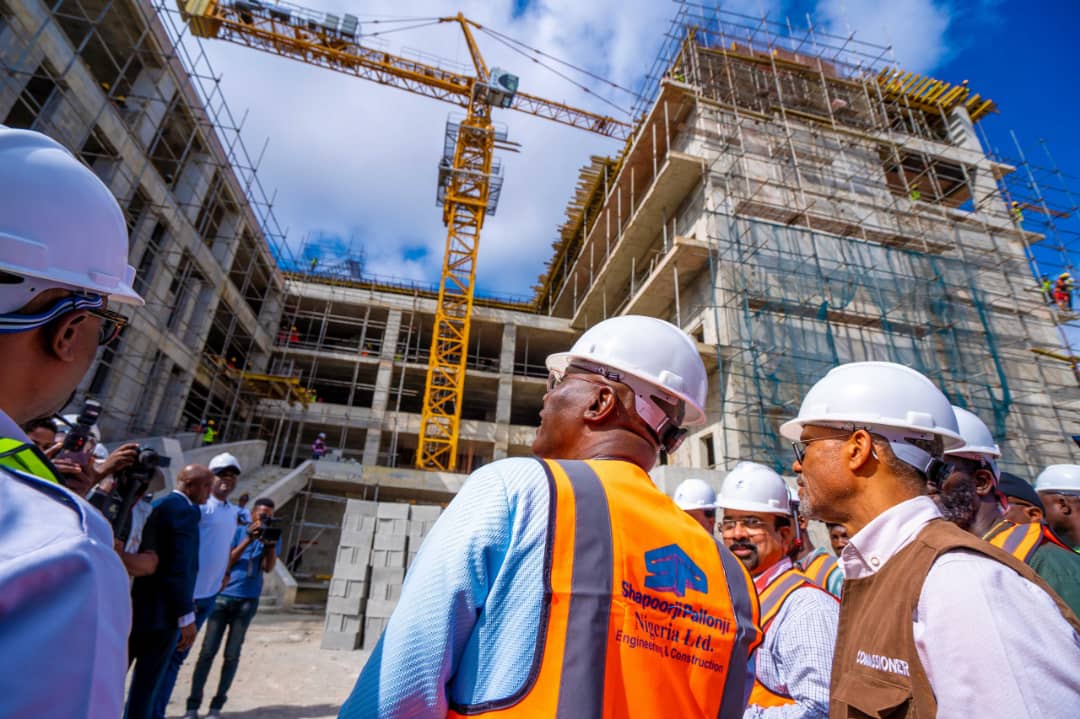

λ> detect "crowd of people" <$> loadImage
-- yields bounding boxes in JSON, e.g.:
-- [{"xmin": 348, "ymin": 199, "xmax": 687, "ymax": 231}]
[{"xmin": 2, "ymin": 124, "xmax": 1079, "ymax": 719}]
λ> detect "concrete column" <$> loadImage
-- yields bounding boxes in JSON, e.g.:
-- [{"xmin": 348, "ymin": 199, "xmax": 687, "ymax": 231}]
[
  {"xmin": 493, "ymin": 323, "xmax": 516, "ymax": 460},
  {"xmin": 380, "ymin": 310, "xmax": 403, "ymax": 360},
  {"xmin": 183, "ymin": 283, "xmax": 220, "ymax": 349},
  {"xmin": 363, "ymin": 311, "xmax": 404, "ymax": 465}
]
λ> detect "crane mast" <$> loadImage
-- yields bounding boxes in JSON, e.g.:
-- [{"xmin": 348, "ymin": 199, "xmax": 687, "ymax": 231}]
[{"xmin": 176, "ymin": 0, "xmax": 632, "ymax": 471}]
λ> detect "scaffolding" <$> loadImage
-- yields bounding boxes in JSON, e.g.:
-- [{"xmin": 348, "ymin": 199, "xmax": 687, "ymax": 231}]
[{"xmin": 540, "ymin": 1, "xmax": 1080, "ymax": 476}]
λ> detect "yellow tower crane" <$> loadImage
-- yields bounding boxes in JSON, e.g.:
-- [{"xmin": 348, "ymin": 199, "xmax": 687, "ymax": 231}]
[{"xmin": 176, "ymin": 0, "xmax": 632, "ymax": 471}]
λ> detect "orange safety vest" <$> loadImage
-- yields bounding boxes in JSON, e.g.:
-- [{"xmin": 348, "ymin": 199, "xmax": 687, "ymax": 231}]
[
  {"xmin": 748, "ymin": 566, "xmax": 832, "ymax": 709},
  {"xmin": 984, "ymin": 520, "xmax": 1070, "ymax": 564},
  {"xmin": 801, "ymin": 551, "xmax": 841, "ymax": 593},
  {"xmin": 447, "ymin": 458, "xmax": 763, "ymax": 719}
]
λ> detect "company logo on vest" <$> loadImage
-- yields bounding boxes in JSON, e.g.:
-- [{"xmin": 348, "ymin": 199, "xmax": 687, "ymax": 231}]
[{"xmin": 644, "ymin": 544, "xmax": 708, "ymax": 597}]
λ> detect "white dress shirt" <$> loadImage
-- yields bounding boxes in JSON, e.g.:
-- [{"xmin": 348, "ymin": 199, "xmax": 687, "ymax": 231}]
[
  {"xmin": 194, "ymin": 494, "xmax": 240, "ymax": 600},
  {"xmin": 841, "ymin": 496, "xmax": 1080, "ymax": 718},
  {"xmin": 0, "ymin": 408, "xmax": 131, "ymax": 718}
]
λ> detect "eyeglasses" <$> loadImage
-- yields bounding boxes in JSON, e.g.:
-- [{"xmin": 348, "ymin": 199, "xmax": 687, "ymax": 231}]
[
  {"xmin": 85, "ymin": 306, "xmax": 128, "ymax": 345},
  {"xmin": 718, "ymin": 517, "xmax": 769, "ymax": 533},
  {"xmin": 546, "ymin": 365, "xmax": 609, "ymax": 392},
  {"xmin": 791, "ymin": 432, "xmax": 857, "ymax": 463}
]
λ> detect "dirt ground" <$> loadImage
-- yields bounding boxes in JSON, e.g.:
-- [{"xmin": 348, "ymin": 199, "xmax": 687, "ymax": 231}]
[{"xmin": 165, "ymin": 612, "xmax": 369, "ymax": 719}]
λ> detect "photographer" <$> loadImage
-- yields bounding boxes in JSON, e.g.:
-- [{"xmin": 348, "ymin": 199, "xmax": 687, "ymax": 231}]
[
  {"xmin": 0, "ymin": 127, "xmax": 143, "ymax": 717},
  {"xmin": 184, "ymin": 498, "xmax": 278, "ymax": 719}
]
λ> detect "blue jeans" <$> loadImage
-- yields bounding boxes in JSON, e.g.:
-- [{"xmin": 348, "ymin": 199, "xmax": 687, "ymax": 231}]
[
  {"xmin": 186, "ymin": 595, "xmax": 260, "ymax": 712},
  {"xmin": 152, "ymin": 595, "xmax": 216, "ymax": 719}
]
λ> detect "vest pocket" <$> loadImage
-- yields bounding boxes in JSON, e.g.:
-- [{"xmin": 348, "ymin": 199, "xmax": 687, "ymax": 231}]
[{"xmin": 832, "ymin": 671, "xmax": 913, "ymax": 719}]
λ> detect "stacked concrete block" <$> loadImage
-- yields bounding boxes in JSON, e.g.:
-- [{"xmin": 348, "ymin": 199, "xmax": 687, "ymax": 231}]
[
  {"xmin": 361, "ymin": 502, "xmax": 411, "ymax": 649},
  {"xmin": 321, "ymin": 499, "xmax": 377, "ymax": 650},
  {"xmin": 406, "ymin": 504, "xmax": 443, "ymax": 568}
]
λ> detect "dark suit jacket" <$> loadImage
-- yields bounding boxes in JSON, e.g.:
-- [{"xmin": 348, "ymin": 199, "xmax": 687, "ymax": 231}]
[{"xmin": 131, "ymin": 491, "xmax": 200, "ymax": 631}]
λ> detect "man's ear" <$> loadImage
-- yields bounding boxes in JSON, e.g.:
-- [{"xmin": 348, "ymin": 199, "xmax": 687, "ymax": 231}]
[
  {"xmin": 1026, "ymin": 505, "xmax": 1045, "ymax": 523},
  {"xmin": 47, "ymin": 312, "xmax": 88, "ymax": 362},
  {"xmin": 583, "ymin": 385, "xmax": 619, "ymax": 424},
  {"xmin": 973, "ymin": 469, "xmax": 997, "ymax": 497},
  {"xmin": 848, "ymin": 429, "xmax": 876, "ymax": 472}
]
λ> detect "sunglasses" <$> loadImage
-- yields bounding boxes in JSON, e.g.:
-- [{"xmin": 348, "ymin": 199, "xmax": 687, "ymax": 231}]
[{"xmin": 85, "ymin": 306, "xmax": 128, "ymax": 345}]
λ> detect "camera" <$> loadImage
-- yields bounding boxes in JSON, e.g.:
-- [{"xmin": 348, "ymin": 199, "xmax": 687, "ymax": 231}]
[
  {"xmin": 251, "ymin": 515, "xmax": 282, "ymax": 544},
  {"xmin": 87, "ymin": 447, "xmax": 171, "ymax": 543},
  {"xmin": 57, "ymin": 399, "xmax": 102, "ymax": 465}
]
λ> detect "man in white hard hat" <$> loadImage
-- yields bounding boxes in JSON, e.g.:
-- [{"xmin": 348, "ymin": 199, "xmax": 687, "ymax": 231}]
[
  {"xmin": 716, "ymin": 462, "xmax": 838, "ymax": 718},
  {"xmin": 156, "ymin": 452, "xmax": 243, "ymax": 719},
  {"xmin": 0, "ymin": 127, "xmax": 143, "ymax": 717},
  {"xmin": 933, "ymin": 407, "xmax": 1080, "ymax": 616},
  {"xmin": 784, "ymin": 361, "xmax": 1080, "ymax": 718},
  {"xmin": 673, "ymin": 477, "xmax": 718, "ymax": 533},
  {"xmin": 340, "ymin": 316, "xmax": 762, "ymax": 718},
  {"xmin": 789, "ymin": 486, "xmax": 843, "ymax": 598},
  {"xmin": 1036, "ymin": 464, "xmax": 1080, "ymax": 552}
]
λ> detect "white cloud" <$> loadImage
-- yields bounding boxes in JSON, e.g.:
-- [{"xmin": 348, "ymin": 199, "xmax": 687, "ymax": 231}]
[{"xmin": 812, "ymin": 0, "xmax": 953, "ymax": 73}]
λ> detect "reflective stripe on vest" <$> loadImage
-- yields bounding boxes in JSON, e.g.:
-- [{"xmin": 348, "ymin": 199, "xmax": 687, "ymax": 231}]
[
  {"xmin": 803, "ymin": 552, "xmax": 840, "ymax": 591},
  {"xmin": 984, "ymin": 520, "xmax": 1067, "ymax": 564},
  {"xmin": 447, "ymin": 458, "xmax": 762, "ymax": 719},
  {"xmin": 0, "ymin": 438, "xmax": 61, "ymax": 484},
  {"xmin": 747, "ymin": 567, "xmax": 818, "ymax": 708}
]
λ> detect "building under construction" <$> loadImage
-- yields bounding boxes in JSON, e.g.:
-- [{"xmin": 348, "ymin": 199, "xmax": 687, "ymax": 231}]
[{"xmin": 3, "ymin": 0, "xmax": 1079, "ymax": 642}]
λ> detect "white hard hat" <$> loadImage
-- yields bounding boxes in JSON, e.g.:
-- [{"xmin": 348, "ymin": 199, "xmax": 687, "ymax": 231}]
[
  {"xmin": 1035, "ymin": 465, "xmax": 1080, "ymax": 496},
  {"xmin": 546, "ymin": 315, "xmax": 708, "ymax": 450},
  {"xmin": 0, "ymin": 127, "xmax": 142, "ymax": 314},
  {"xmin": 208, "ymin": 452, "xmax": 242, "ymax": 475},
  {"xmin": 673, "ymin": 478, "xmax": 717, "ymax": 510},
  {"xmin": 715, "ymin": 462, "xmax": 792, "ymax": 515},
  {"xmin": 780, "ymin": 362, "xmax": 963, "ymax": 475},
  {"xmin": 945, "ymin": 406, "xmax": 1001, "ymax": 478}
]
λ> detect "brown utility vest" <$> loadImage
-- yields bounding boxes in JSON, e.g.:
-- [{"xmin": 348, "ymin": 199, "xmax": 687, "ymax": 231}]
[{"xmin": 830, "ymin": 519, "xmax": 1080, "ymax": 719}]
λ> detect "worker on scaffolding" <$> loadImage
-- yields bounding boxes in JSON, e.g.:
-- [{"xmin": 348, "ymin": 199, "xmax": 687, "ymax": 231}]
[
  {"xmin": 1054, "ymin": 272, "xmax": 1075, "ymax": 312},
  {"xmin": 202, "ymin": 420, "xmax": 218, "ymax": 446},
  {"xmin": 1041, "ymin": 275, "xmax": 1054, "ymax": 304},
  {"xmin": 1011, "ymin": 200, "xmax": 1025, "ymax": 224},
  {"xmin": 312, "ymin": 432, "xmax": 328, "ymax": 460},
  {"xmin": 930, "ymin": 407, "xmax": 1080, "ymax": 616},
  {"xmin": 340, "ymin": 316, "xmax": 762, "ymax": 718},
  {"xmin": 0, "ymin": 127, "xmax": 144, "ymax": 717},
  {"xmin": 784, "ymin": 361, "xmax": 1080, "ymax": 717}
]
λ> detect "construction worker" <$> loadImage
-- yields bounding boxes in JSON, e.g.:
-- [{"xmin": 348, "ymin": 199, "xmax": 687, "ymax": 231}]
[
  {"xmin": 312, "ymin": 431, "xmax": 328, "ymax": 460},
  {"xmin": 790, "ymin": 487, "xmax": 843, "ymax": 597},
  {"xmin": 1041, "ymin": 274, "xmax": 1054, "ymax": 304},
  {"xmin": 784, "ymin": 361, "xmax": 1080, "ymax": 718},
  {"xmin": 1036, "ymin": 464, "xmax": 1080, "ymax": 552},
  {"xmin": 1010, "ymin": 200, "xmax": 1024, "ymax": 223},
  {"xmin": 932, "ymin": 407, "xmax": 1080, "ymax": 616},
  {"xmin": 202, "ymin": 419, "xmax": 217, "ymax": 445},
  {"xmin": 673, "ymin": 477, "xmax": 718, "ymax": 533},
  {"xmin": 0, "ymin": 127, "xmax": 143, "ymax": 716},
  {"xmin": 340, "ymin": 316, "xmax": 763, "ymax": 718},
  {"xmin": 1054, "ymin": 271, "xmax": 1074, "ymax": 311},
  {"xmin": 998, "ymin": 471, "xmax": 1047, "ymax": 525},
  {"xmin": 716, "ymin": 462, "xmax": 838, "ymax": 718}
]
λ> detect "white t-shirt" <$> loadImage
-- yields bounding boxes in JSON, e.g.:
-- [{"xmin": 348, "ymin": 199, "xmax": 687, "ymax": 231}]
[{"xmin": 194, "ymin": 495, "xmax": 241, "ymax": 600}]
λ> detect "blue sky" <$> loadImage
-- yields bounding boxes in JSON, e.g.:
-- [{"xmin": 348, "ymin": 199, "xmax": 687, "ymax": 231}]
[{"xmin": 183, "ymin": 0, "xmax": 1080, "ymax": 307}]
